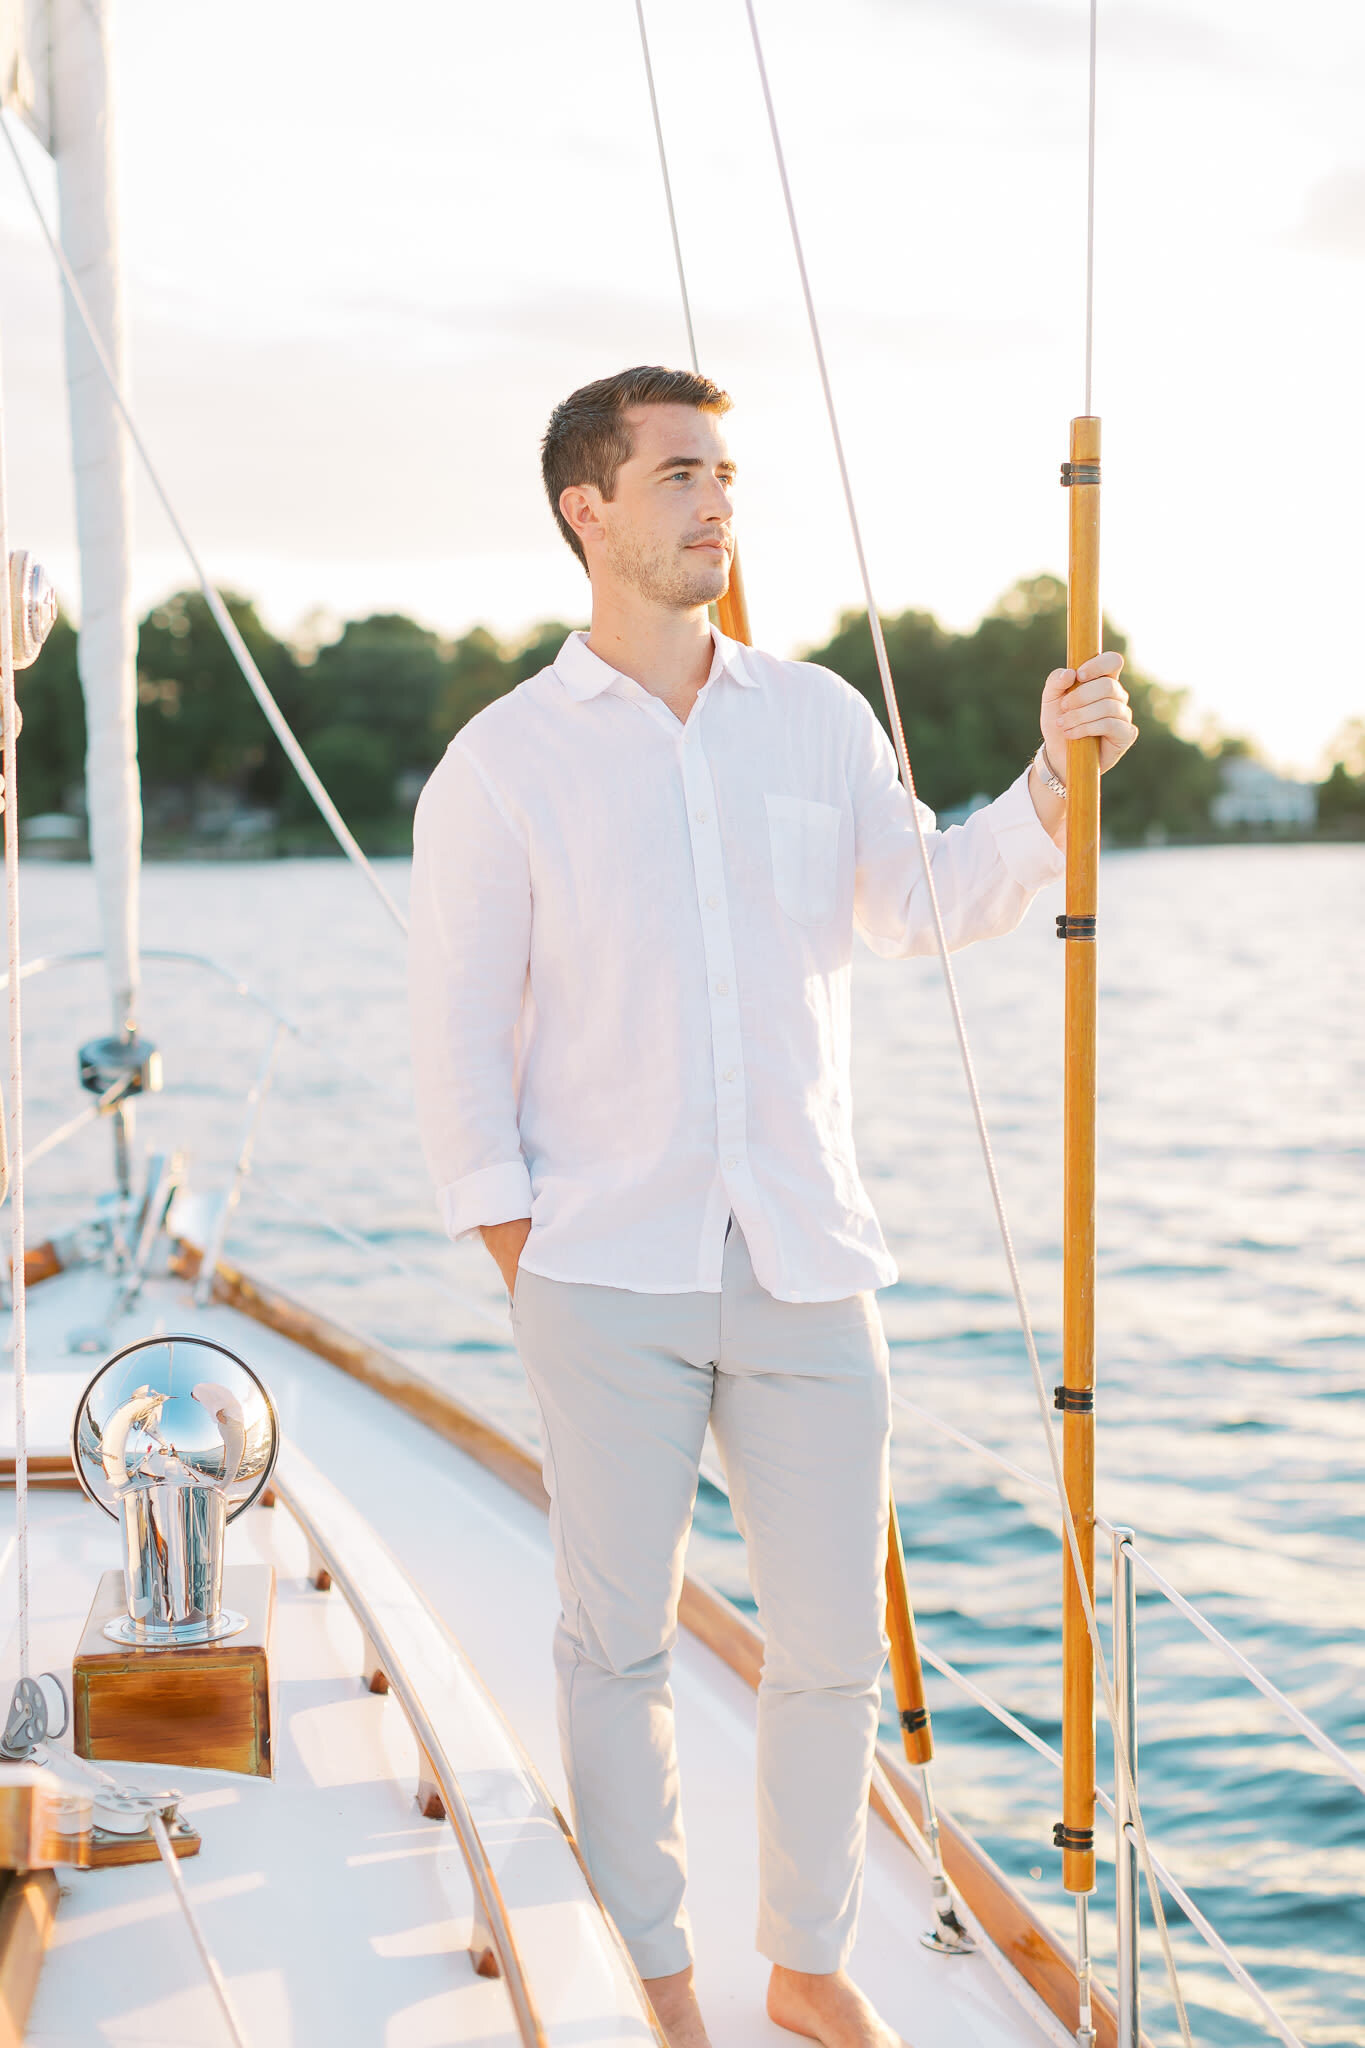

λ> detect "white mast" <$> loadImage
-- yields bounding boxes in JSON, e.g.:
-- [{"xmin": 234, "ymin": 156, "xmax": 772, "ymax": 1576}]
[{"xmin": 50, "ymin": 0, "xmax": 140, "ymax": 1041}]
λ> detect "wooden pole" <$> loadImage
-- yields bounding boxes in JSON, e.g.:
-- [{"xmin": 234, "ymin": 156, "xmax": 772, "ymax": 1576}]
[
  {"xmin": 717, "ymin": 549, "xmax": 933, "ymax": 1771},
  {"xmin": 885, "ymin": 1501, "xmax": 934, "ymax": 1766},
  {"xmin": 1060, "ymin": 413, "xmax": 1101, "ymax": 1897},
  {"xmin": 716, "ymin": 545, "xmax": 752, "ymax": 646}
]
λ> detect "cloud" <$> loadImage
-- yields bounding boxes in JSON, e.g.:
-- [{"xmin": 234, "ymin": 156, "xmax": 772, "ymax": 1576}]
[
  {"xmin": 905, "ymin": 0, "xmax": 1269, "ymax": 77},
  {"xmin": 1289, "ymin": 168, "xmax": 1365, "ymax": 260}
]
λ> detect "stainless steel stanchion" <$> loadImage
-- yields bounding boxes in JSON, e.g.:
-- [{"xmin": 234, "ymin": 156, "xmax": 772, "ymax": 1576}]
[{"xmin": 1112, "ymin": 1527, "xmax": 1141, "ymax": 2048}]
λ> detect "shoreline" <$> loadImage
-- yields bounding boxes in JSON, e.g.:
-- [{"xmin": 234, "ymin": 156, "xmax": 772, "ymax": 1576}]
[{"xmin": 19, "ymin": 829, "xmax": 1365, "ymax": 865}]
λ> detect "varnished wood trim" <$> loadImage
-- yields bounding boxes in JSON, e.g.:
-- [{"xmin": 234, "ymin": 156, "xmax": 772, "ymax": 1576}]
[
  {"xmin": 183, "ymin": 1243, "xmax": 1127, "ymax": 2042},
  {"xmin": 0, "ymin": 1870, "xmax": 58, "ymax": 2048},
  {"xmin": 0, "ymin": 1457, "xmax": 79, "ymax": 1490},
  {"xmin": 17, "ymin": 1245, "xmax": 62, "ymax": 1290}
]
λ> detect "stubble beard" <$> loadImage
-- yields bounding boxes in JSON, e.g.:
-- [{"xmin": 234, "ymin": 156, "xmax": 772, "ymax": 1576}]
[{"xmin": 606, "ymin": 528, "xmax": 729, "ymax": 612}]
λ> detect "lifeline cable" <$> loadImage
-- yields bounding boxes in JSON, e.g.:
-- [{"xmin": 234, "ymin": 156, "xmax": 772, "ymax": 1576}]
[
  {"xmin": 0, "ymin": 115, "xmax": 407, "ymax": 940},
  {"xmin": 738, "ymin": 3, "xmax": 1194, "ymax": 2038},
  {"xmin": 0, "ymin": 325, "xmax": 31, "ymax": 1683}
]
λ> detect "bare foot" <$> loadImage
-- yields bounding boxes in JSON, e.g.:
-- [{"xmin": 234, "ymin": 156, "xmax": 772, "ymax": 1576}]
[
  {"xmin": 643, "ymin": 1966, "xmax": 713, "ymax": 2048},
  {"xmin": 767, "ymin": 1966, "xmax": 905, "ymax": 2048}
]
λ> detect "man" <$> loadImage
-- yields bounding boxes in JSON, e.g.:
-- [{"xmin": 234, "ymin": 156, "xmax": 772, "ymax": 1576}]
[{"xmin": 410, "ymin": 365, "xmax": 1136, "ymax": 2048}]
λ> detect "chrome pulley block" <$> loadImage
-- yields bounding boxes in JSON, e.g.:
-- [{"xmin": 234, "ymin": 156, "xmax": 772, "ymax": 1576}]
[
  {"xmin": 0, "ymin": 1671, "xmax": 71, "ymax": 1759},
  {"xmin": 7, "ymin": 551, "xmax": 57, "ymax": 669}
]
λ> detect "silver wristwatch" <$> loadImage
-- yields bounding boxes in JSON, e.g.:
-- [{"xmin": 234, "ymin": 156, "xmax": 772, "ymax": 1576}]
[{"xmin": 1032, "ymin": 743, "xmax": 1067, "ymax": 800}]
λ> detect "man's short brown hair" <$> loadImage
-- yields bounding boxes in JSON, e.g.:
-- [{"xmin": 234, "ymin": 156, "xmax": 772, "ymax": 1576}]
[{"xmin": 541, "ymin": 365, "xmax": 732, "ymax": 570}]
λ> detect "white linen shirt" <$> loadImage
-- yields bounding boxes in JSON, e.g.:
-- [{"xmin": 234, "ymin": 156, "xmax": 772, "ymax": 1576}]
[{"xmin": 409, "ymin": 627, "xmax": 1064, "ymax": 1302}]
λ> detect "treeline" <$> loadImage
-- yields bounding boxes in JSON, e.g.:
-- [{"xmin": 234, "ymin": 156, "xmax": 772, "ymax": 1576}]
[
  {"xmin": 16, "ymin": 575, "xmax": 1365, "ymax": 848},
  {"xmin": 20, "ymin": 597, "xmax": 573, "ymax": 849}
]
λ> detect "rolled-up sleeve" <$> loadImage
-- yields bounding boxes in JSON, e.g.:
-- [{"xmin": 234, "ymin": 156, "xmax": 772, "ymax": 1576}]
[
  {"xmin": 409, "ymin": 743, "xmax": 533, "ymax": 1241},
  {"xmin": 846, "ymin": 690, "xmax": 1064, "ymax": 959}
]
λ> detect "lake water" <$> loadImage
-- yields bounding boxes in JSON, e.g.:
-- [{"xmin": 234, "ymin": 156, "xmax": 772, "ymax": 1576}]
[{"xmin": 14, "ymin": 845, "xmax": 1364, "ymax": 2047}]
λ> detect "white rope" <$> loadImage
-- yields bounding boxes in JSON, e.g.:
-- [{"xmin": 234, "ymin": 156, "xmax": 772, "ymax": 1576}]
[
  {"xmin": 1126, "ymin": 1826, "xmax": 1307, "ymax": 2048},
  {"xmin": 899, "ymin": 1652, "xmax": 1308, "ymax": 2048},
  {"xmin": 0, "ymin": 115, "xmax": 407, "ymax": 940},
  {"xmin": 891, "ymin": 1390, "xmax": 1117, "ymax": 1537},
  {"xmin": 869, "ymin": 1757, "xmax": 1075, "ymax": 2048},
  {"xmin": 632, "ymin": 0, "xmax": 700, "ymax": 373},
  {"xmin": 1124, "ymin": 1541, "xmax": 1365, "ymax": 1800},
  {"xmin": 738, "ymin": 7, "xmax": 1193, "ymax": 2040},
  {"xmin": 13, "ymin": 1076, "xmax": 126, "ymax": 1181},
  {"xmin": 150, "ymin": 1814, "xmax": 253, "ymax": 2047},
  {"xmin": 1084, "ymin": 0, "xmax": 1099, "ymax": 415},
  {"xmin": 917, "ymin": 1641, "xmax": 1065, "ymax": 1775},
  {"xmin": 38, "ymin": 1745, "xmax": 252, "ymax": 2045},
  {"xmin": 0, "ymin": 328, "xmax": 30, "ymax": 1680}
]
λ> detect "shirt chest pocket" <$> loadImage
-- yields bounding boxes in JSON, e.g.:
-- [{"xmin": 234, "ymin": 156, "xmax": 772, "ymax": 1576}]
[{"xmin": 764, "ymin": 794, "xmax": 841, "ymax": 928}]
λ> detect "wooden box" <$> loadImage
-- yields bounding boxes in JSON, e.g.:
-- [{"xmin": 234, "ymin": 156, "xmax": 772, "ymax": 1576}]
[{"xmin": 73, "ymin": 1563, "xmax": 275, "ymax": 1777}]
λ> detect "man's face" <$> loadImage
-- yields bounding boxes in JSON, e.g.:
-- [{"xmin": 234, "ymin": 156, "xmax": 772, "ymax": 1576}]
[{"xmin": 587, "ymin": 403, "xmax": 736, "ymax": 610}]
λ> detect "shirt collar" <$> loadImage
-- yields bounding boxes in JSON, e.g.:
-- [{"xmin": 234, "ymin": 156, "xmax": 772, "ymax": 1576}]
[{"xmin": 553, "ymin": 626, "xmax": 759, "ymax": 703}]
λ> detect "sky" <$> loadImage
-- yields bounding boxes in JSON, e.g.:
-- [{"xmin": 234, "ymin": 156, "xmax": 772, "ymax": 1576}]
[{"xmin": 1, "ymin": 0, "xmax": 1363, "ymax": 772}]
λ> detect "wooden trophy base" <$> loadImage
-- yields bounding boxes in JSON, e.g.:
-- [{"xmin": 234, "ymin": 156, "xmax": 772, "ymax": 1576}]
[{"xmin": 73, "ymin": 1563, "xmax": 275, "ymax": 1777}]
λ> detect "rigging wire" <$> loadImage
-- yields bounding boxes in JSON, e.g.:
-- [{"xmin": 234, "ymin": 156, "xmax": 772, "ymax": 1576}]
[
  {"xmin": 1084, "ymin": 0, "xmax": 1099, "ymax": 415},
  {"xmin": 0, "ymin": 331, "xmax": 31, "ymax": 1680},
  {"xmin": 0, "ymin": 116, "xmax": 407, "ymax": 940},
  {"xmin": 736, "ymin": 4, "xmax": 1193, "ymax": 2039},
  {"xmin": 632, "ymin": 0, "xmax": 701, "ymax": 374}
]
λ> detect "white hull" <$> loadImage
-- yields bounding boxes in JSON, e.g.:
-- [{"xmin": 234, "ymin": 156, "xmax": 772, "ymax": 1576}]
[{"xmin": 4, "ymin": 1259, "xmax": 1065, "ymax": 2048}]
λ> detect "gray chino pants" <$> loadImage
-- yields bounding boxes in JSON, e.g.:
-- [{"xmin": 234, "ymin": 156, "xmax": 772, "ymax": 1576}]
[{"xmin": 510, "ymin": 1223, "xmax": 892, "ymax": 1977}]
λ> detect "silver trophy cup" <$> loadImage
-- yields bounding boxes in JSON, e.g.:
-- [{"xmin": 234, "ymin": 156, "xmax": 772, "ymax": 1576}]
[{"xmin": 72, "ymin": 1336, "xmax": 279, "ymax": 1648}]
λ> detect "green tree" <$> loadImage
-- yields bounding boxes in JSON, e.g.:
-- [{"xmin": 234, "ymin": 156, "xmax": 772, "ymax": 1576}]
[
  {"xmin": 284, "ymin": 723, "xmax": 395, "ymax": 825},
  {"xmin": 14, "ymin": 609, "xmax": 86, "ymax": 818},
  {"xmin": 805, "ymin": 576, "xmax": 1220, "ymax": 842},
  {"xmin": 432, "ymin": 620, "xmax": 581, "ymax": 746},
  {"xmin": 136, "ymin": 590, "xmax": 301, "ymax": 807},
  {"xmin": 434, "ymin": 627, "xmax": 513, "ymax": 745},
  {"xmin": 1318, "ymin": 719, "xmax": 1365, "ymax": 834},
  {"xmin": 303, "ymin": 614, "xmax": 448, "ymax": 775}
]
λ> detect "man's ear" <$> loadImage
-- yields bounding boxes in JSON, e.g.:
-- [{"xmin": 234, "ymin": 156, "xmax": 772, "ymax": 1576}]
[{"xmin": 559, "ymin": 484, "xmax": 603, "ymax": 556}]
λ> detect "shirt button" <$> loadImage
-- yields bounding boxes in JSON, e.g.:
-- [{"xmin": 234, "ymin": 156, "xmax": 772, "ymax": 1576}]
[
  {"xmin": 715, "ymin": 979, "xmax": 729, "ymax": 996},
  {"xmin": 695, "ymin": 809, "xmax": 708, "ymax": 823},
  {"xmin": 724, "ymin": 1157, "xmax": 738, "ymax": 1170},
  {"xmin": 706, "ymin": 895, "xmax": 718, "ymax": 909},
  {"xmin": 722, "ymin": 1069, "xmax": 736, "ymax": 1083}
]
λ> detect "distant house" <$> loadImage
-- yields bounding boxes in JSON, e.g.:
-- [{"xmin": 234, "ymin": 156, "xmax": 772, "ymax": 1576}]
[
  {"xmin": 1210, "ymin": 758, "xmax": 1318, "ymax": 830},
  {"xmin": 19, "ymin": 813, "xmax": 85, "ymax": 857}
]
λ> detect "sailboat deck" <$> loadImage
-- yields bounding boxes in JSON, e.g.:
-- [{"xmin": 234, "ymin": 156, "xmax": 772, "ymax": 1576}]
[{"xmin": 2, "ymin": 1262, "xmax": 1058, "ymax": 2048}]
